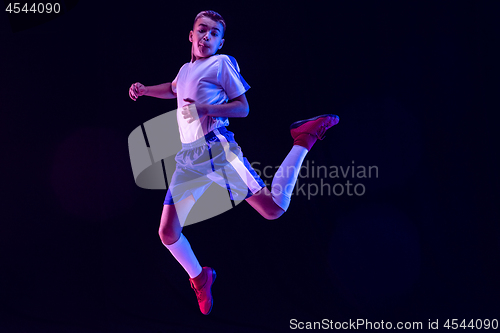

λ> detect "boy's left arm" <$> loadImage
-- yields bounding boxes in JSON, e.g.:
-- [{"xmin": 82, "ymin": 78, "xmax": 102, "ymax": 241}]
[{"xmin": 182, "ymin": 94, "xmax": 249, "ymax": 123}]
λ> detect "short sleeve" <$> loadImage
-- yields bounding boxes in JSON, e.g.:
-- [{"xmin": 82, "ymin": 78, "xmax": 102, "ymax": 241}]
[
  {"xmin": 218, "ymin": 55, "xmax": 250, "ymax": 100},
  {"xmin": 171, "ymin": 63, "xmax": 188, "ymax": 94},
  {"xmin": 171, "ymin": 74, "xmax": 178, "ymax": 94}
]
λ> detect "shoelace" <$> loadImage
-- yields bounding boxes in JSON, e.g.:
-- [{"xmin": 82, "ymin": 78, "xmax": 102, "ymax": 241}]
[
  {"xmin": 316, "ymin": 121, "xmax": 332, "ymax": 140},
  {"xmin": 190, "ymin": 280, "xmax": 202, "ymax": 301}
]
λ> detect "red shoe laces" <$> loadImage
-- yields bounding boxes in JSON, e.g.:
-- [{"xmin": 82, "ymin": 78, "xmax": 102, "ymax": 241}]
[
  {"xmin": 317, "ymin": 122, "xmax": 330, "ymax": 140},
  {"xmin": 190, "ymin": 281, "xmax": 202, "ymax": 301}
]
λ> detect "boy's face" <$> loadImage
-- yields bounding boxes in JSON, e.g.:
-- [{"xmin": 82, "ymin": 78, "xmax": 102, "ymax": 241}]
[{"xmin": 189, "ymin": 17, "xmax": 225, "ymax": 61}]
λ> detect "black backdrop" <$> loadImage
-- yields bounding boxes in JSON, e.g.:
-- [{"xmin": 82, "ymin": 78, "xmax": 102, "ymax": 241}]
[{"xmin": 1, "ymin": 1, "xmax": 499, "ymax": 332}]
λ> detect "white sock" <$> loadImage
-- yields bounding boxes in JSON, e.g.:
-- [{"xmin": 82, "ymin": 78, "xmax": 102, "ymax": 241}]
[
  {"xmin": 271, "ymin": 145, "xmax": 308, "ymax": 211},
  {"xmin": 164, "ymin": 233, "xmax": 202, "ymax": 278}
]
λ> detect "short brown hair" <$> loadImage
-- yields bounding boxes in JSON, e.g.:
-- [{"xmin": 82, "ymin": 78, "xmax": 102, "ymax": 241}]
[{"xmin": 193, "ymin": 10, "xmax": 226, "ymax": 36}]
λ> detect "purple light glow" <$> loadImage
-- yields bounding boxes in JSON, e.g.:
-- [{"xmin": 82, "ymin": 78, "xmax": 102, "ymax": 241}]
[{"xmin": 50, "ymin": 127, "xmax": 135, "ymax": 222}]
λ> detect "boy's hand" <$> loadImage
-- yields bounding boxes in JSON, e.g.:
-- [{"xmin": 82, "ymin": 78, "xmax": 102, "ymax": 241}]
[
  {"xmin": 182, "ymin": 98, "xmax": 208, "ymax": 123},
  {"xmin": 129, "ymin": 82, "xmax": 148, "ymax": 101}
]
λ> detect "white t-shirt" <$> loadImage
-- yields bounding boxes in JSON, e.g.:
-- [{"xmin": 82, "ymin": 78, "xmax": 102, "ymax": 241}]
[{"xmin": 172, "ymin": 54, "xmax": 250, "ymax": 143}]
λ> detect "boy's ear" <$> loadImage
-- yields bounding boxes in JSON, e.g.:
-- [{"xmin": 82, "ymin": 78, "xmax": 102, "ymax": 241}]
[
  {"xmin": 189, "ymin": 31, "xmax": 193, "ymax": 42},
  {"xmin": 218, "ymin": 39, "xmax": 224, "ymax": 50}
]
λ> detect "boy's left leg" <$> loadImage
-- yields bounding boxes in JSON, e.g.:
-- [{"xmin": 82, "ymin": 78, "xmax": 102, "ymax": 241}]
[
  {"xmin": 246, "ymin": 114, "xmax": 339, "ymax": 218},
  {"xmin": 245, "ymin": 144, "xmax": 307, "ymax": 218},
  {"xmin": 245, "ymin": 186, "xmax": 286, "ymax": 220}
]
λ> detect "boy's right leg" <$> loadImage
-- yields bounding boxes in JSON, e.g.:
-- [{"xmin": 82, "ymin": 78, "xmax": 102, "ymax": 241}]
[
  {"xmin": 158, "ymin": 195, "xmax": 216, "ymax": 315},
  {"xmin": 159, "ymin": 194, "xmax": 200, "ymax": 277}
]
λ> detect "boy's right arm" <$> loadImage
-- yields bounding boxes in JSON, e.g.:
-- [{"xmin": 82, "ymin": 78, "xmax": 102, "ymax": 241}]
[{"xmin": 129, "ymin": 82, "xmax": 176, "ymax": 101}]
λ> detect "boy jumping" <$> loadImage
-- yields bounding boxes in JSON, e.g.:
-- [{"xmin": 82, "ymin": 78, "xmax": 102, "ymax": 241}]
[{"xmin": 129, "ymin": 10, "xmax": 339, "ymax": 315}]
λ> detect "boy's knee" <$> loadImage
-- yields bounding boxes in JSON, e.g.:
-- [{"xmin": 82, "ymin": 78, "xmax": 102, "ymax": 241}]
[
  {"xmin": 158, "ymin": 226, "xmax": 181, "ymax": 246},
  {"xmin": 262, "ymin": 208, "xmax": 285, "ymax": 220}
]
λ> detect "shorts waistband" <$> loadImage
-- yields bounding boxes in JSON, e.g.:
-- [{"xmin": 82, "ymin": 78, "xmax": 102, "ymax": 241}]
[{"xmin": 181, "ymin": 127, "xmax": 229, "ymax": 149}]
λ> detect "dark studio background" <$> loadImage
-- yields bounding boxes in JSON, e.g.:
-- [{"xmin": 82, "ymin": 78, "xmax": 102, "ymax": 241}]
[{"xmin": 1, "ymin": 1, "xmax": 499, "ymax": 332}]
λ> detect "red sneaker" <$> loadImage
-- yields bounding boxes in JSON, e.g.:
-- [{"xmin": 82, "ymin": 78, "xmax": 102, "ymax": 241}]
[
  {"xmin": 290, "ymin": 114, "xmax": 340, "ymax": 150},
  {"xmin": 189, "ymin": 267, "xmax": 216, "ymax": 315}
]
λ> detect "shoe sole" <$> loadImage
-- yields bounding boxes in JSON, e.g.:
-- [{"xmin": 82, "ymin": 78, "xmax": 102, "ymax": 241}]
[
  {"xmin": 205, "ymin": 268, "xmax": 216, "ymax": 315},
  {"xmin": 290, "ymin": 114, "xmax": 340, "ymax": 130}
]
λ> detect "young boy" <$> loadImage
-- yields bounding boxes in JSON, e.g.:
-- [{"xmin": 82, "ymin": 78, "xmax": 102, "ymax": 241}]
[{"xmin": 129, "ymin": 10, "xmax": 339, "ymax": 315}]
